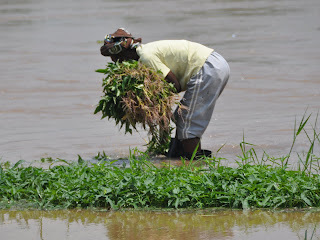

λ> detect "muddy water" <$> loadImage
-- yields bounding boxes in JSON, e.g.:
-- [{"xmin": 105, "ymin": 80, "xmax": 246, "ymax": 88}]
[
  {"xmin": 0, "ymin": 209, "xmax": 319, "ymax": 239},
  {"xmin": 0, "ymin": 0, "xmax": 320, "ymax": 163}
]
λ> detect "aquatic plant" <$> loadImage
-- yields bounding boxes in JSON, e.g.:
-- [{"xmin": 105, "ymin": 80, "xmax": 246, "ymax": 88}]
[
  {"xmin": 1, "ymin": 110, "xmax": 319, "ymax": 210},
  {"xmin": 1, "ymin": 149, "xmax": 320, "ymax": 210},
  {"xmin": 304, "ymin": 225, "xmax": 316, "ymax": 240},
  {"xmin": 95, "ymin": 60, "xmax": 180, "ymax": 155}
]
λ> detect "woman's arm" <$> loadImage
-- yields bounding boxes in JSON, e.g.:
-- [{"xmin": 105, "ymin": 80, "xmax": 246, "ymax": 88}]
[{"xmin": 165, "ymin": 71, "xmax": 181, "ymax": 93}]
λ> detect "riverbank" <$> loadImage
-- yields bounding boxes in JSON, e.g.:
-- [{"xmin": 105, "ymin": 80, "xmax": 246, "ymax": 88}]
[
  {"xmin": 1, "ymin": 149, "xmax": 319, "ymax": 210},
  {"xmin": 2, "ymin": 112, "xmax": 320, "ymax": 210}
]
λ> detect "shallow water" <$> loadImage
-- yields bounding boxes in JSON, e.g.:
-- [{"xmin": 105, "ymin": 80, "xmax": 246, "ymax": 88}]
[
  {"xmin": 1, "ymin": 209, "xmax": 319, "ymax": 240},
  {"xmin": 0, "ymin": 0, "xmax": 320, "ymax": 163}
]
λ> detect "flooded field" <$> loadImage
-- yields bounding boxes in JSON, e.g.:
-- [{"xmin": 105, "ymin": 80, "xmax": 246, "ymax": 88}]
[
  {"xmin": 0, "ymin": 0, "xmax": 319, "ymax": 162},
  {"xmin": 1, "ymin": 209, "xmax": 319, "ymax": 240}
]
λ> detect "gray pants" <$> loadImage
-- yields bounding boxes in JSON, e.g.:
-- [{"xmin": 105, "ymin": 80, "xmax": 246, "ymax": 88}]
[{"xmin": 175, "ymin": 51, "xmax": 230, "ymax": 140}]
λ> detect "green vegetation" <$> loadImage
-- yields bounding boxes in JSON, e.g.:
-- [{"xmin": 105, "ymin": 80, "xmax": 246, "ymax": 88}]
[
  {"xmin": 1, "ymin": 110, "xmax": 320, "ymax": 210},
  {"xmin": 0, "ymin": 147, "xmax": 319, "ymax": 210},
  {"xmin": 95, "ymin": 61, "xmax": 181, "ymax": 155},
  {"xmin": 305, "ymin": 225, "xmax": 317, "ymax": 240}
]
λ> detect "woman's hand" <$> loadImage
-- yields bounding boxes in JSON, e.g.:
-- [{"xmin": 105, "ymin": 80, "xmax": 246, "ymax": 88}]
[{"xmin": 165, "ymin": 71, "xmax": 181, "ymax": 93}]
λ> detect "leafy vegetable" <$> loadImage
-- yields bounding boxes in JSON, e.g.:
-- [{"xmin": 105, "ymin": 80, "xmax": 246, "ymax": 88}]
[{"xmin": 1, "ymin": 149, "xmax": 320, "ymax": 210}]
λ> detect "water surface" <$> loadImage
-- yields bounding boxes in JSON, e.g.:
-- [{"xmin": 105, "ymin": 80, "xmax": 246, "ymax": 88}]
[
  {"xmin": 0, "ymin": 0, "xmax": 319, "ymax": 162},
  {"xmin": 1, "ymin": 209, "xmax": 319, "ymax": 240}
]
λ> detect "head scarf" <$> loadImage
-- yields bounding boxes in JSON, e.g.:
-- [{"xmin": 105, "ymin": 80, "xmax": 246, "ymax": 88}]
[{"xmin": 100, "ymin": 28, "xmax": 141, "ymax": 57}]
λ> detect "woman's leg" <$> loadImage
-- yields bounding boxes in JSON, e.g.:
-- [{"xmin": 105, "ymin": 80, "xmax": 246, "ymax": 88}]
[{"xmin": 175, "ymin": 52, "xmax": 230, "ymax": 156}]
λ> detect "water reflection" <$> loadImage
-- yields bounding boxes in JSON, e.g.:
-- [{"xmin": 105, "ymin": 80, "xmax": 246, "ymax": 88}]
[{"xmin": 1, "ymin": 209, "xmax": 319, "ymax": 240}]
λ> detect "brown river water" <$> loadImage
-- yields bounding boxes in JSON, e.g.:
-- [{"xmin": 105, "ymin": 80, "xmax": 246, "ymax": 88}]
[
  {"xmin": 0, "ymin": 0, "xmax": 319, "ymax": 163},
  {"xmin": 1, "ymin": 209, "xmax": 320, "ymax": 240},
  {"xmin": 0, "ymin": 0, "xmax": 320, "ymax": 238}
]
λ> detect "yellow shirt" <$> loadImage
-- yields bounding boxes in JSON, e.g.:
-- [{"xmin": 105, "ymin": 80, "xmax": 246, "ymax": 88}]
[{"xmin": 136, "ymin": 40, "xmax": 213, "ymax": 91}]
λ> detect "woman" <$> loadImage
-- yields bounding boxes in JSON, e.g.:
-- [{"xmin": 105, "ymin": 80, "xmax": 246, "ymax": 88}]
[{"xmin": 100, "ymin": 28, "xmax": 230, "ymax": 159}]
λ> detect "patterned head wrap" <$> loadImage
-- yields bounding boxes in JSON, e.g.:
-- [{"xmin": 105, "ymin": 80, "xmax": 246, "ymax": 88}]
[{"xmin": 100, "ymin": 28, "xmax": 141, "ymax": 56}]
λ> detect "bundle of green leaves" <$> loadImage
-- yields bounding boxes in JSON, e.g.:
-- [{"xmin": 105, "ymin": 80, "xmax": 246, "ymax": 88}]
[{"xmin": 95, "ymin": 61, "xmax": 179, "ymax": 155}]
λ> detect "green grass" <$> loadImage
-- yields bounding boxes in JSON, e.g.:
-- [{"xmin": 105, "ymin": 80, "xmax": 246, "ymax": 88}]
[
  {"xmin": 1, "ymin": 111, "xmax": 320, "ymax": 210},
  {"xmin": 1, "ymin": 150, "xmax": 320, "ymax": 210}
]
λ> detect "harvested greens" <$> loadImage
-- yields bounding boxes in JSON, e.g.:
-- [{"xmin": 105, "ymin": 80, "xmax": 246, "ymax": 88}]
[{"xmin": 95, "ymin": 60, "xmax": 179, "ymax": 155}]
